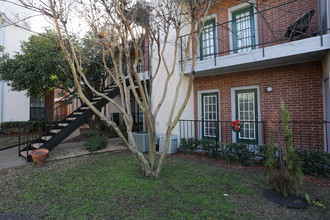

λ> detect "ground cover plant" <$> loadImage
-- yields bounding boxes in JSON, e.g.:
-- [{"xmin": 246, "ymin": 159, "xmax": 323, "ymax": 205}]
[{"xmin": 0, "ymin": 151, "xmax": 329, "ymax": 219}]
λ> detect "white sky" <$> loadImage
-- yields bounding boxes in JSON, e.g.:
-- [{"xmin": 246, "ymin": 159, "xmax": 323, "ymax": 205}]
[{"xmin": 30, "ymin": 10, "xmax": 89, "ymax": 36}]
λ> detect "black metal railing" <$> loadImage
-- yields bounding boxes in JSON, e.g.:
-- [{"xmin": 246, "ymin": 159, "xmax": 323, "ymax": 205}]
[
  {"xmin": 16, "ymin": 71, "xmax": 123, "ymax": 154},
  {"xmin": 18, "ymin": 92, "xmax": 81, "ymax": 155},
  {"xmin": 179, "ymin": 119, "xmax": 330, "ymax": 152},
  {"xmin": 179, "ymin": 0, "xmax": 329, "ymax": 65}
]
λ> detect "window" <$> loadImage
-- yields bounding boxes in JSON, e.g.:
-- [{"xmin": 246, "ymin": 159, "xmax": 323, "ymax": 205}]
[
  {"xmin": 134, "ymin": 98, "xmax": 144, "ymax": 125},
  {"xmin": 201, "ymin": 92, "xmax": 219, "ymax": 138},
  {"xmin": 232, "ymin": 7, "xmax": 256, "ymax": 53},
  {"xmin": 199, "ymin": 18, "xmax": 216, "ymax": 60},
  {"xmin": 30, "ymin": 97, "xmax": 45, "ymax": 120},
  {"xmin": 122, "ymin": 62, "xmax": 127, "ymax": 76},
  {"xmin": 235, "ymin": 89, "xmax": 258, "ymax": 144},
  {"xmin": 137, "ymin": 59, "xmax": 143, "ymax": 73}
]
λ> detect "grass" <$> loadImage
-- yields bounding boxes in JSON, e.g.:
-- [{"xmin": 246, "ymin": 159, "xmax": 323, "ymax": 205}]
[
  {"xmin": 0, "ymin": 134, "xmax": 19, "ymax": 149},
  {"xmin": 0, "ymin": 151, "xmax": 329, "ymax": 219}
]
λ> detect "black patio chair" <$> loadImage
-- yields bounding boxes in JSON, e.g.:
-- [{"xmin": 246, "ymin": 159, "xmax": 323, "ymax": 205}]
[{"xmin": 285, "ymin": 9, "xmax": 315, "ymax": 39}]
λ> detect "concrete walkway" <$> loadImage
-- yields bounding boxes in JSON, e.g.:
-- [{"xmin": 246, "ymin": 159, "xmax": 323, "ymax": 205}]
[{"xmin": 0, "ymin": 138, "xmax": 125, "ymax": 170}]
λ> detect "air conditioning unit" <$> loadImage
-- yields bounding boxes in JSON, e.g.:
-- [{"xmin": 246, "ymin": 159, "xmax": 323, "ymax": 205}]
[
  {"xmin": 132, "ymin": 132, "xmax": 149, "ymax": 152},
  {"xmin": 159, "ymin": 134, "xmax": 178, "ymax": 154}
]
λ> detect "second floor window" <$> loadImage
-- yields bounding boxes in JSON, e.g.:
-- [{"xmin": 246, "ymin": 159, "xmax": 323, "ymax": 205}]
[
  {"xmin": 199, "ymin": 18, "xmax": 216, "ymax": 60},
  {"xmin": 30, "ymin": 97, "xmax": 45, "ymax": 120},
  {"xmin": 137, "ymin": 59, "xmax": 143, "ymax": 73},
  {"xmin": 232, "ymin": 6, "xmax": 256, "ymax": 53}
]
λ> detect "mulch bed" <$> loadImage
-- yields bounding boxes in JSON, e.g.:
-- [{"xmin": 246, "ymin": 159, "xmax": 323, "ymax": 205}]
[{"xmin": 171, "ymin": 152, "xmax": 330, "ymax": 187}]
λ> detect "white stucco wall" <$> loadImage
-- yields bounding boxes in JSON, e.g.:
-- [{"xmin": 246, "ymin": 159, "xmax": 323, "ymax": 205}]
[
  {"xmin": 323, "ymin": 51, "xmax": 330, "ymax": 78},
  {"xmin": 0, "ymin": 0, "xmax": 31, "ymax": 122},
  {"xmin": 150, "ymin": 22, "xmax": 195, "ymax": 137}
]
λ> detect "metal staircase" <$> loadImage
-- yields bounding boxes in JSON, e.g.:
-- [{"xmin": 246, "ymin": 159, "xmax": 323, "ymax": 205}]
[{"xmin": 19, "ymin": 84, "xmax": 120, "ymax": 162}]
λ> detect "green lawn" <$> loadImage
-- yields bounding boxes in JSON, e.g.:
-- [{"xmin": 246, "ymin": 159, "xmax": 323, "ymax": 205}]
[
  {"xmin": 0, "ymin": 134, "xmax": 19, "ymax": 149},
  {"xmin": 0, "ymin": 151, "xmax": 329, "ymax": 219}
]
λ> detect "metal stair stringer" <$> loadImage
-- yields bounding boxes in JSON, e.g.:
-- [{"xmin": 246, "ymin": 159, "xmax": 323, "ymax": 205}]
[{"xmin": 35, "ymin": 86, "xmax": 120, "ymax": 152}]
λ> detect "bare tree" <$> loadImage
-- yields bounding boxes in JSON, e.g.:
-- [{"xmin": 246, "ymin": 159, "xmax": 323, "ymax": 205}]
[{"xmin": 17, "ymin": 0, "xmax": 218, "ymax": 177}]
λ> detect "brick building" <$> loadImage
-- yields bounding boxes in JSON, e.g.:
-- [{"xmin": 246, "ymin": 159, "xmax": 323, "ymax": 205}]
[{"xmin": 176, "ymin": 0, "xmax": 330, "ymax": 152}]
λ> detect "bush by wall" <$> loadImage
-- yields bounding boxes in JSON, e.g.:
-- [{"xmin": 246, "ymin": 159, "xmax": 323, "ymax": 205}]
[
  {"xmin": 200, "ymin": 139, "xmax": 221, "ymax": 158},
  {"xmin": 84, "ymin": 135, "xmax": 109, "ymax": 152},
  {"xmin": 298, "ymin": 150, "xmax": 330, "ymax": 178},
  {"xmin": 179, "ymin": 138, "xmax": 200, "ymax": 154},
  {"xmin": 0, "ymin": 121, "xmax": 58, "ymax": 134},
  {"xmin": 221, "ymin": 143, "xmax": 255, "ymax": 166},
  {"xmin": 179, "ymin": 137, "xmax": 330, "ymax": 178}
]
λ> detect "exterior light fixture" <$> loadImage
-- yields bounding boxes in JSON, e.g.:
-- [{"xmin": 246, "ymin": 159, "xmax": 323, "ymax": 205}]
[{"xmin": 266, "ymin": 87, "xmax": 273, "ymax": 92}]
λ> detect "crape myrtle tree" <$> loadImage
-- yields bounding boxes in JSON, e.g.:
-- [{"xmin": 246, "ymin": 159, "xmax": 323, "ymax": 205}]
[{"xmin": 19, "ymin": 0, "xmax": 219, "ymax": 177}]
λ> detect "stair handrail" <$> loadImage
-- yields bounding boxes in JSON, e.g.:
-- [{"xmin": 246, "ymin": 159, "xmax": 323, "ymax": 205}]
[{"xmin": 18, "ymin": 74, "xmax": 113, "ymax": 154}]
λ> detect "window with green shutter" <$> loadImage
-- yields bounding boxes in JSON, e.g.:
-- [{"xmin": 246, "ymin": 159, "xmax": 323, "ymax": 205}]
[
  {"xmin": 232, "ymin": 7, "xmax": 256, "ymax": 53},
  {"xmin": 199, "ymin": 18, "xmax": 216, "ymax": 60}
]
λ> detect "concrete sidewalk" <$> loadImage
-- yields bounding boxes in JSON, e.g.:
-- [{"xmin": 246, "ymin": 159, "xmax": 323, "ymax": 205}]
[{"xmin": 0, "ymin": 138, "xmax": 125, "ymax": 170}]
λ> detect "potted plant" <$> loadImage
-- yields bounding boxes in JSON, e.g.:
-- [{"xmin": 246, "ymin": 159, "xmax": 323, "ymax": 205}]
[{"xmin": 31, "ymin": 148, "xmax": 49, "ymax": 164}]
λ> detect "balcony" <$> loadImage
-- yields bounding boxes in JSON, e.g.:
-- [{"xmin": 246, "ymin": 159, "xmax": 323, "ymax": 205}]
[{"xmin": 179, "ymin": 0, "xmax": 330, "ymax": 76}]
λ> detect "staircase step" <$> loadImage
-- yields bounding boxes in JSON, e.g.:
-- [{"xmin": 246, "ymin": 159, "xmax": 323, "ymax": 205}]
[
  {"xmin": 50, "ymin": 129, "xmax": 61, "ymax": 134},
  {"xmin": 93, "ymin": 97, "xmax": 102, "ymax": 100},
  {"xmin": 66, "ymin": 117, "xmax": 76, "ymax": 121},
  {"xmin": 20, "ymin": 150, "xmax": 31, "ymax": 158},
  {"xmin": 104, "ymin": 88, "xmax": 114, "ymax": 92},
  {"xmin": 31, "ymin": 143, "xmax": 44, "ymax": 149},
  {"xmin": 73, "ymin": 112, "xmax": 83, "ymax": 115},
  {"xmin": 58, "ymin": 123, "xmax": 69, "ymax": 127},
  {"xmin": 41, "ymin": 136, "xmax": 53, "ymax": 141}
]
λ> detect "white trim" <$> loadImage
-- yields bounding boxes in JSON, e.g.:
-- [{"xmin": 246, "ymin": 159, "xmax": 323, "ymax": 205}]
[
  {"xmin": 228, "ymin": 2, "xmax": 258, "ymax": 53},
  {"xmin": 184, "ymin": 34, "xmax": 330, "ymax": 75},
  {"xmin": 197, "ymin": 89, "xmax": 220, "ymax": 139},
  {"xmin": 231, "ymin": 85, "xmax": 261, "ymax": 144}
]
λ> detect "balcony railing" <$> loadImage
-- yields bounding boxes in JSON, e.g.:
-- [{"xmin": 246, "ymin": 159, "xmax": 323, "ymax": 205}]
[
  {"xmin": 179, "ymin": 119, "xmax": 330, "ymax": 152},
  {"xmin": 179, "ymin": 0, "xmax": 328, "ymax": 66}
]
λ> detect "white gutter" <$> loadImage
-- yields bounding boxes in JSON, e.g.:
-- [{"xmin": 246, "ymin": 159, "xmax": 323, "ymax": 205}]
[{"xmin": 0, "ymin": 12, "xmax": 5, "ymax": 123}]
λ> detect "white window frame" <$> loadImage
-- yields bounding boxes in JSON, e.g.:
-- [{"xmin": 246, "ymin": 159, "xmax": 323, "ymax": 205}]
[
  {"xmin": 198, "ymin": 14, "xmax": 218, "ymax": 60},
  {"xmin": 228, "ymin": 1, "xmax": 258, "ymax": 53},
  {"xmin": 197, "ymin": 89, "xmax": 220, "ymax": 139},
  {"xmin": 231, "ymin": 85, "xmax": 261, "ymax": 144}
]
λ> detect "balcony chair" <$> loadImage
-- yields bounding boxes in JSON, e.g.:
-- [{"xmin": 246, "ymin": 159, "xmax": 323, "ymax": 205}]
[{"xmin": 285, "ymin": 9, "xmax": 315, "ymax": 40}]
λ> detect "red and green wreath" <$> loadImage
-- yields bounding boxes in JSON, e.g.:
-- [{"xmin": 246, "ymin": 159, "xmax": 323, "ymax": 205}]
[{"xmin": 231, "ymin": 119, "xmax": 241, "ymax": 132}]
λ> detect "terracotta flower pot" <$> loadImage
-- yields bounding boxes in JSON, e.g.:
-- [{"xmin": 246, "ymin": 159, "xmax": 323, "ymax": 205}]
[{"xmin": 31, "ymin": 148, "xmax": 49, "ymax": 164}]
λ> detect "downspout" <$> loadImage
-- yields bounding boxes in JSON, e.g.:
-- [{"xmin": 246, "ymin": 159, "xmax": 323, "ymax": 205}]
[{"xmin": 0, "ymin": 13, "xmax": 5, "ymax": 123}]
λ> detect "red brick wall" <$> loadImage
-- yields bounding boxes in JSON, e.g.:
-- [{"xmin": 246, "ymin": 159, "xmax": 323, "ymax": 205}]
[
  {"xmin": 194, "ymin": 61, "xmax": 323, "ymax": 121},
  {"xmin": 206, "ymin": 0, "xmax": 318, "ymax": 55},
  {"xmin": 193, "ymin": 61, "xmax": 324, "ymax": 150}
]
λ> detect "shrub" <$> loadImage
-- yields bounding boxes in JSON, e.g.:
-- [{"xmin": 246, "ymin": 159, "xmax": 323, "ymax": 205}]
[
  {"xmin": 0, "ymin": 121, "xmax": 58, "ymax": 134},
  {"xmin": 221, "ymin": 143, "xmax": 255, "ymax": 166},
  {"xmin": 298, "ymin": 150, "xmax": 330, "ymax": 178},
  {"xmin": 84, "ymin": 136, "xmax": 109, "ymax": 152},
  {"xmin": 265, "ymin": 102, "xmax": 303, "ymax": 197},
  {"xmin": 201, "ymin": 139, "xmax": 222, "ymax": 158},
  {"xmin": 82, "ymin": 130, "xmax": 99, "ymax": 138},
  {"xmin": 179, "ymin": 138, "xmax": 200, "ymax": 154}
]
